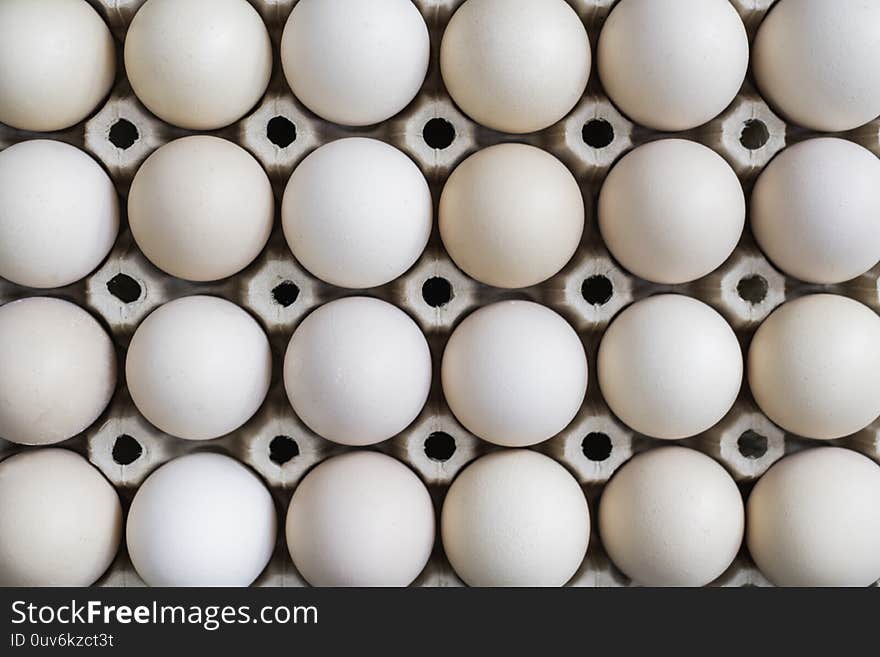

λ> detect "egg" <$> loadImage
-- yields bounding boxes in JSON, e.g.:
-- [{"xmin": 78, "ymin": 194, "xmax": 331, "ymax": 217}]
[
  {"xmin": 750, "ymin": 138, "xmax": 880, "ymax": 285},
  {"xmin": 0, "ymin": 0, "xmax": 115, "ymax": 132},
  {"xmin": 126, "ymin": 296, "xmax": 271, "ymax": 441},
  {"xmin": 281, "ymin": 0, "xmax": 429, "ymax": 127},
  {"xmin": 126, "ymin": 452, "xmax": 276, "ymax": 587},
  {"xmin": 599, "ymin": 447, "xmax": 744, "ymax": 587},
  {"xmin": 439, "ymin": 144, "xmax": 584, "ymax": 288},
  {"xmin": 441, "ymin": 301, "xmax": 587, "ymax": 447},
  {"xmin": 598, "ymin": 0, "xmax": 748, "ymax": 131},
  {"xmin": 128, "ymin": 136, "xmax": 273, "ymax": 282},
  {"xmin": 753, "ymin": 0, "xmax": 880, "ymax": 132},
  {"xmin": 440, "ymin": 0, "xmax": 590, "ymax": 134},
  {"xmin": 0, "ymin": 449, "xmax": 122, "ymax": 587},
  {"xmin": 441, "ymin": 449, "xmax": 589, "ymax": 586},
  {"xmin": 0, "ymin": 140, "xmax": 119, "ymax": 289},
  {"xmin": 747, "ymin": 447, "xmax": 880, "ymax": 587},
  {"xmin": 124, "ymin": 0, "xmax": 272, "ymax": 130},
  {"xmin": 598, "ymin": 295, "xmax": 742, "ymax": 439},
  {"xmin": 282, "ymin": 138, "xmax": 431, "ymax": 289},
  {"xmin": 598, "ymin": 139, "xmax": 745, "ymax": 284},
  {"xmin": 284, "ymin": 297, "xmax": 431, "ymax": 446},
  {"xmin": 0, "ymin": 298, "xmax": 116, "ymax": 446},
  {"xmin": 748, "ymin": 295, "xmax": 880, "ymax": 440},
  {"xmin": 286, "ymin": 451, "xmax": 434, "ymax": 587}
]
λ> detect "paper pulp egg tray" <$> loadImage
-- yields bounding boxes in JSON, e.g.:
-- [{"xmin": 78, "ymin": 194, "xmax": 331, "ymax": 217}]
[{"xmin": 1, "ymin": 0, "xmax": 879, "ymax": 588}]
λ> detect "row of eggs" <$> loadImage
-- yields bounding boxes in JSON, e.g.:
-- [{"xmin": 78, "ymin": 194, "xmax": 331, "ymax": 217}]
[
  {"xmin": 2, "ymin": 442, "xmax": 879, "ymax": 588},
  {"xmin": 1, "ymin": 0, "xmax": 879, "ymax": 135},
  {"xmin": 2, "ymin": 291, "xmax": 880, "ymax": 450},
  {"xmin": 2, "ymin": 133, "xmax": 880, "ymax": 292}
]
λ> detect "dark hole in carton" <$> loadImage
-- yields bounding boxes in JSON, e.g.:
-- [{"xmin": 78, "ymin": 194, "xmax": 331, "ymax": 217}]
[
  {"xmin": 737, "ymin": 274, "xmax": 768, "ymax": 304},
  {"xmin": 582, "ymin": 432, "xmax": 612, "ymax": 461},
  {"xmin": 108, "ymin": 119, "xmax": 139, "ymax": 149},
  {"xmin": 269, "ymin": 435, "xmax": 299, "ymax": 465},
  {"xmin": 267, "ymin": 116, "xmax": 297, "ymax": 148},
  {"xmin": 740, "ymin": 119, "xmax": 769, "ymax": 150},
  {"xmin": 272, "ymin": 281, "xmax": 299, "ymax": 307},
  {"xmin": 422, "ymin": 277, "xmax": 453, "ymax": 307},
  {"xmin": 424, "ymin": 432, "xmax": 456, "ymax": 461},
  {"xmin": 582, "ymin": 275, "xmax": 613, "ymax": 305},
  {"xmin": 112, "ymin": 434, "xmax": 142, "ymax": 465},
  {"xmin": 737, "ymin": 430, "xmax": 768, "ymax": 459},
  {"xmin": 106, "ymin": 273, "xmax": 142, "ymax": 303},
  {"xmin": 582, "ymin": 119, "xmax": 614, "ymax": 148},
  {"xmin": 423, "ymin": 118, "xmax": 455, "ymax": 150}
]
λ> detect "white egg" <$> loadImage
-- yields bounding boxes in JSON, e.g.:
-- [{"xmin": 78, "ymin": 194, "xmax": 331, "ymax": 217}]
[
  {"xmin": 286, "ymin": 451, "xmax": 435, "ymax": 587},
  {"xmin": 126, "ymin": 296, "xmax": 271, "ymax": 441},
  {"xmin": 284, "ymin": 297, "xmax": 431, "ymax": 446},
  {"xmin": 440, "ymin": 0, "xmax": 590, "ymax": 134},
  {"xmin": 127, "ymin": 452, "xmax": 276, "ymax": 587},
  {"xmin": 599, "ymin": 139, "xmax": 745, "ymax": 284},
  {"xmin": 128, "ymin": 136, "xmax": 273, "ymax": 282},
  {"xmin": 748, "ymin": 295, "xmax": 880, "ymax": 440},
  {"xmin": 282, "ymin": 138, "xmax": 431, "ymax": 289},
  {"xmin": 598, "ymin": 0, "xmax": 748, "ymax": 131},
  {"xmin": 598, "ymin": 295, "xmax": 742, "ymax": 440},
  {"xmin": 441, "ymin": 450, "xmax": 589, "ymax": 586},
  {"xmin": 0, "ymin": 298, "xmax": 116, "ymax": 446},
  {"xmin": 281, "ymin": 0, "xmax": 429, "ymax": 126},
  {"xmin": 747, "ymin": 447, "xmax": 880, "ymax": 587},
  {"xmin": 439, "ymin": 144, "xmax": 584, "ymax": 288},
  {"xmin": 441, "ymin": 301, "xmax": 587, "ymax": 447},
  {"xmin": 0, "ymin": 0, "xmax": 115, "ymax": 132},
  {"xmin": 0, "ymin": 140, "xmax": 119, "ymax": 289},
  {"xmin": 599, "ymin": 447, "xmax": 744, "ymax": 587},
  {"xmin": 0, "ymin": 449, "xmax": 122, "ymax": 587},
  {"xmin": 753, "ymin": 0, "xmax": 880, "ymax": 132},
  {"xmin": 751, "ymin": 138, "xmax": 880, "ymax": 285},
  {"xmin": 124, "ymin": 0, "xmax": 272, "ymax": 130}
]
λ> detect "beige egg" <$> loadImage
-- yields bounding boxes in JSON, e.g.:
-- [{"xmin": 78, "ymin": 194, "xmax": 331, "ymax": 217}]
[
  {"xmin": 440, "ymin": 143, "xmax": 584, "ymax": 289},
  {"xmin": 747, "ymin": 448, "xmax": 880, "ymax": 586},
  {"xmin": 599, "ymin": 447, "xmax": 744, "ymax": 586},
  {"xmin": 599, "ymin": 139, "xmax": 744, "ymax": 284},
  {"xmin": 128, "ymin": 136, "xmax": 273, "ymax": 282},
  {"xmin": 748, "ymin": 294, "xmax": 880, "ymax": 440}
]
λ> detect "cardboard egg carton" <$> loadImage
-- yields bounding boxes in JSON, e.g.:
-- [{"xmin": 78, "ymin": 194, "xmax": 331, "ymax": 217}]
[{"xmin": 1, "ymin": 0, "xmax": 879, "ymax": 587}]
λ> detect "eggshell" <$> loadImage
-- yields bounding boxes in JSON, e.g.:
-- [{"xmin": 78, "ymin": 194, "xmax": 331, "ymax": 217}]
[
  {"xmin": 126, "ymin": 452, "xmax": 276, "ymax": 587},
  {"xmin": 747, "ymin": 448, "xmax": 880, "ymax": 587},
  {"xmin": 598, "ymin": 295, "xmax": 742, "ymax": 439},
  {"xmin": 598, "ymin": 139, "xmax": 744, "ymax": 284},
  {"xmin": 599, "ymin": 447, "xmax": 744, "ymax": 587},
  {"xmin": 0, "ymin": 0, "xmax": 115, "ymax": 132},
  {"xmin": 0, "ymin": 449, "xmax": 122, "ymax": 587},
  {"xmin": 439, "ymin": 143, "xmax": 584, "ymax": 288},
  {"xmin": 442, "ymin": 301, "xmax": 587, "ymax": 447},
  {"xmin": 441, "ymin": 449, "xmax": 589, "ymax": 587},
  {"xmin": 598, "ymin": 0, "xmax": 748, "ymax": 131},
  {"xmin": 440, "ymin": 0, "xmax": 590, "ymax": 134},
  {"xmin": 748, "ymin": 294, "xmax": 880, "ymax": 440},
  {"xmin": 753, "ymin": 0, "xmax": 880, "ymax": 132},
  {"xmin": 0, "ymin": 140, "xmax": 119, "ymax": 289},
  {"xmin": 750, "ymin": 138, "xmax": 880, "ymax": 284},
  {"xmin": 284, "ymin": 297, "xmax": 431, "ymax": 446},
  {"xmin": 286, "ymin": 451, "xmax": 435, "ymax": 587},
  {"xmin": 281, "ymin": 0, "xmax": 429, "ymax": 126},
  {"xmin": 126, "ymin": 296, "xmax": 272, "ymax": 441},
  {"xmin": 128, "ymin": 136, "xmax": 274, "ymax": 282},
  {"xmin": 124, "ymin": 0, "xmax": 272, "ymax": 130},
  {"xmin": 282, "ymin": 138, "xmax": 431, "ymax": 289},
  {"xmin": 0, "ymin": 298, "xmax": 116, "ymax": 446}
]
